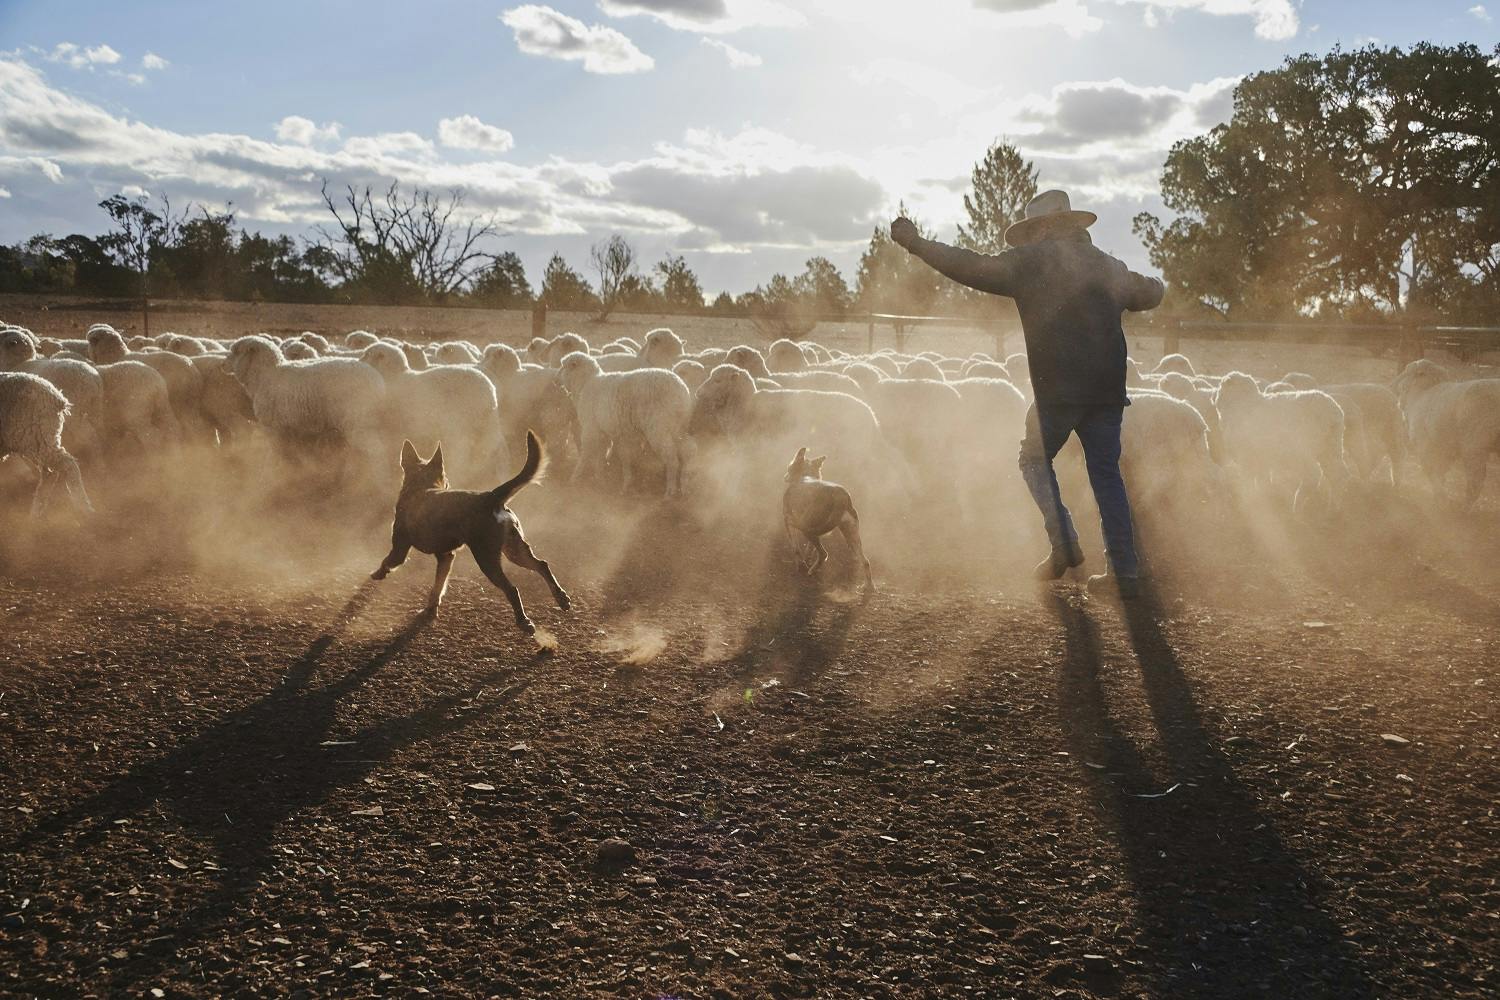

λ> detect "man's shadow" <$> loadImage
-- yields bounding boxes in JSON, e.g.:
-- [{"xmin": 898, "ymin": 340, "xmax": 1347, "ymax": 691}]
[
  {"xmin": 13, "ymin": 582, "xmax": 532, "ymax": 994},
  {"xmin": 1047, "ymin": 585, "xmax": 1376, "ymax": 998}
]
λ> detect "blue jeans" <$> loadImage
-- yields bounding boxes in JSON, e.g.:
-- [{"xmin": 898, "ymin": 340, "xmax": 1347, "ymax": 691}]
[{"xmin": 1018, "ymin": 404, "xmax": 1139, "ymax": 578}]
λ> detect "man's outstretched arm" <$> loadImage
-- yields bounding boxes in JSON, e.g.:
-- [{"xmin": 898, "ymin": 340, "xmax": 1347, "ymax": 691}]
[
  {"xmin": 891, "ymin": 217, "xmax": 1020, "ymax": 298},
  {"xmin": 1119, "ymin": 265, "xmax": 1165, "ymax": 312}
]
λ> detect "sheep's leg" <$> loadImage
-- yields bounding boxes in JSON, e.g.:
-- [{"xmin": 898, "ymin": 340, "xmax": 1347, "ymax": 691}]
[
  {"xmin": 29, "ymin": 466, "xmax": 57, "ymax": 518},
  {"xmin": 660, "ymin": 434, "xmax": 683, "ymax": 498},
  {"xmin": 572, "ymin": 428, "xmax": 605, "ymax": 485},
  {"xmin": 501, "ymin": 533, "xmax": 571, "ymax": 610},
  {"xmin": 837, "ymin": 512, "xmax": 874, "ymax": 593},
  {"xmin": 52, "ymin": 450, "xmax": 94, "ymax": 515},
  {"xmin": 371, "ymin": 541, "xmax": 411, "ymax": 580},
  {"xmin": 425, "ymin": 551, "xmax": 456, "ymax": 616},
  {"xmin": 471, "ymin": 545, "xmax": 534, "ymax": 635}
]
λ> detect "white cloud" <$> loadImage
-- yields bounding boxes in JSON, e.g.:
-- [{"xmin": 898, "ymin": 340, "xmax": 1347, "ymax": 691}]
[
  {"xmin": 120, "ymin": 72, "xmax": 147, "ymax": 86},
  {"xmin": 500, "ymin": 5, "xmax": 654, "ymax": 74},
  {"xmin": 142, "ymin": 52, "xmax": 169, "ymax": 71},
  {"xmin": 1471, "ymin": 5, "xmax": 1492, "ymax": 22},
  {"xmin": 274, "ymin": 115, "xmax": 342, "ymax": 145},
  {"xmin": 598, "ymin": 0, "xmax": 803, "ymax": 33},
  {"xmin": 437, "ymin": 114, "xmax": 516, "ymax": 153},
  {"xmin": 1110, "ymin": 0, "xmax": 1297, "ymax": 40},
  {"xmin": 0, "ymin": 55, "xmax": 884, "ymax": 254},
  {"xmin": 972, "ymin": 0, "xmax": 1103, "ymax": 36},
  {"xmin": 700, "ymin": 36, "xmax": 762, "ymax": 68},
  {"xmin": 43, "ymin": 42, "xmax": 123, "ymax": 70}
]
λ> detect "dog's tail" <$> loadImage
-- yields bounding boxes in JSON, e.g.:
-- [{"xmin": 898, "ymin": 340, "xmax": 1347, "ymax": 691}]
[{"xmin": 490, "ymin": 429, "xmax": 545, "ymax": 507}]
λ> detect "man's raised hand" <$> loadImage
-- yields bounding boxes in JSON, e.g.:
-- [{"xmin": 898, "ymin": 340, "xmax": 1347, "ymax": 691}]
[{"xmin": 890, "ymin": 216, "xmax": 918, "ymax": 250}]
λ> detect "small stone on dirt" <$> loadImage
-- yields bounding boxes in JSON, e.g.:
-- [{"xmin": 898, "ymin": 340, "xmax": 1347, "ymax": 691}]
[
  {"xmin": 466, "ymin": 782, "xmax": 496, "ymax": 792},
  {"xmin": 597, "ymin": 838, "xmax": 636, "ymax": 867},
  {"xmin": 1381, "ymin": 733, "xmax": 1410, "ymax": 746}
]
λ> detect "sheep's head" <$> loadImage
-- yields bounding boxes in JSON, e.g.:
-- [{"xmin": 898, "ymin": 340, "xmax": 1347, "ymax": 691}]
[
  {"xmin": 643, "ymin": 328, "xmax": 684, "ymax": 368},
  {"xmin": 299, "ymin": 331, "xmax": 331, "ymax": 353},
  {"xmin": 226, "ymin": 335, "xmax": 284, "ymax": 386},
  {"xmin": 282, "ymin": 339, "xmax": 318, "ymax": 361},
  {"xmin": 547, "ymin": 332, "xmax": 588, "ymax": 368},
  {"xmin": 481, "ymin": 343, "xmax": 522, "ymax": 381},
  {"xmin": 398, "ymin": 440, "xmax": 447, "ymax": 496},
  {"xmin": 558, "ymin": 351, "xmax": 602, "ymax": 396},
  {"xmin": 361, "ymin": 341, "xmax": 409, "ymax": 379},
  {"xmin": 768, "ymin": 338, "xmax": 808, "ymax": 374},
  {"xmin": 726, "ymin": 345, "xmax": 770, "ymax": 380},
  {"xmin": 689, "ymin": 364, "xmax": 756, "ymax": 436},
  {"xmin": 901, "ymin": 357, "xmax": 945, "ymax": 382},
  {"xmin": 1215, "ymin": 371, "xmax": 1262, "ymax": 406},
  {"xmin": 672, "ymin": 359, "xmax": 707, "ymax": 392},
  {"xmin": 785, "ymin": 447, "xmax": 827, "ymax": 483},
  {"xmin": 1393, "ymin": 359, "xmax": 1448, "ymax": 402},
  {"xmin": 345, "ymin": 330, "xmax": 379, "ymax": 351},
  {"xmin": 400, "ymin": 343, "xmax": 427, "ymax": 371},
  {"xmin": 526, "ymin": 336, "xmax": 551, "ymax": 364},
  {"xmin": 87, "ymin": 325, "xmax": 129, "ymax": 364},
  {"xmin": 1153, "ymin": 352, "xmax": 1196, "ymax": 377},
  {"xmin": 0, "ymin": 328, "xmax": 39, "ymax": 369}
]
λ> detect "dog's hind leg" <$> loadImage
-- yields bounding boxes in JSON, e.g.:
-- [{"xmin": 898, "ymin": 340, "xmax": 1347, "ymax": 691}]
[
  {"xmin": 471, "ymin": 544, "xmax": 535, "ymax": 635},
  {"xmin": 806, "ymin": 535, "xmax": 828, "ymax": 576},
  {"xmin": 501, "ymin": 532, "xmax": 571, "ymax": 610},
  {"xmin": 426, "ymin": 550, "xmax": 456, "ymax": 616},
  {"xmin": 837, "ymin": 511, "xmax": 874, "ymax": 593}
]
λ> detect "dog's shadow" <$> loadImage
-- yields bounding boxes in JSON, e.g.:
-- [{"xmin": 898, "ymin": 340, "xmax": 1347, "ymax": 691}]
[{"xmin": 12, "ymin": 582, "xmax": 531, "ymax": 994}]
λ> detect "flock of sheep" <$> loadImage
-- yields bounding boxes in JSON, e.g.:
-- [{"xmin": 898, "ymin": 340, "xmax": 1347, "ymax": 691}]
[{"xmin": 1, "ymin": 319, "xmax": 1497, "ymax": 560}]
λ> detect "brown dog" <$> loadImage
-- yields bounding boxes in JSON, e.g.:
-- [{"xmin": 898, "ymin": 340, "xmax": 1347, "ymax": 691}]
[
  {"xmin": 783, "ymin": 447, "xmax": 874, "ymax": 594},
  {"xmin": 371, "ymin": 430, "xmax": 571, "ymax": 633}
]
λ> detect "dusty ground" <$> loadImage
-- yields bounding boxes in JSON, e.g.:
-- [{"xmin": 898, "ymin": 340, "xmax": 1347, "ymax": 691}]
[{"xmin": 1, "ymin": 460, "xmax": 1497, "ymax": 998}]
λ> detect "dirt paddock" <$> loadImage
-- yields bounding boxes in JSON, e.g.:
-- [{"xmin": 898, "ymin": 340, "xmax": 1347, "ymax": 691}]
[{"xmin": 1, "ymin": 300, "xmax": 1498, "ymax": 998}]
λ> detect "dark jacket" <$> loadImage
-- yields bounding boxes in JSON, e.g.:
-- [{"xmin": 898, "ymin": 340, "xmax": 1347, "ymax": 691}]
[{"xmin": 904, "ymin": 230, "xmax": 1164, "ymax": 407}]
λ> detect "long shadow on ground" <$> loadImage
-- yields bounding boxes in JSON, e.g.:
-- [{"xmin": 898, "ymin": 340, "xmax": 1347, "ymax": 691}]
[
  {"xmin": 1047, "ymin": 585, "xmax": 1376, "ymax": 999},
  {"xmin": 11, "ymin": 582, "xmax": 533, "ymax": 994}
]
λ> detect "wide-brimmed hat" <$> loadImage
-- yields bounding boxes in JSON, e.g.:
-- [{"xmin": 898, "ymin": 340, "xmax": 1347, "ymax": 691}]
[{"xmin": 1005, "ymin": 189, "xmax": 1097, "ymax": 246}]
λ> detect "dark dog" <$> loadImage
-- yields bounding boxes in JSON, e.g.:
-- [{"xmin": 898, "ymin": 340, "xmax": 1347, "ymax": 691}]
[
  {"xmin": 783, "ymin": 446, "xmax": 874, "ymax": 594},
  {"xmin": 371, "ymin": 430, "xmax": 571, "ymax": 633}
]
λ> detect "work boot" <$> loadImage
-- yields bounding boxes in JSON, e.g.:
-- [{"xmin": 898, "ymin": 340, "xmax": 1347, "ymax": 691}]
[
  {"xmin": 1086, "ymin": 572, "xmax": 1141, "ymax": 600},
  {"xmin": 1034, "ymin": 540, "xmax": 1085, "ymax": 581}
]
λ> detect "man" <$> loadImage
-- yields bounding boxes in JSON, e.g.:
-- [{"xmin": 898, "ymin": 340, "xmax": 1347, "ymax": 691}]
[{"xmin": 891, "ymin": 189, "xmax": 1164, "ymax": 599}]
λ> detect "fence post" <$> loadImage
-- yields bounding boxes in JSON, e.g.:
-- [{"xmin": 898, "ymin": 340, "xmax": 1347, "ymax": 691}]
[{"xmin": 1163, "ymin": 321, "xmax": 1181, "ymax": 358}]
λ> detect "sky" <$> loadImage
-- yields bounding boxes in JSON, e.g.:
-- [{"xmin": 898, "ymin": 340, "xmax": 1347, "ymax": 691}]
[{"xmin": 1, "ymin": 0, "xmax": 1497, "ymax": 297}]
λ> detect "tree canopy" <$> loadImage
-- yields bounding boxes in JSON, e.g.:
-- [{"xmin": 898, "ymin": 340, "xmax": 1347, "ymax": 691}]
[{"xmin": 1134, "ymin": 42, "xmax": 1500, "ymax": 321}]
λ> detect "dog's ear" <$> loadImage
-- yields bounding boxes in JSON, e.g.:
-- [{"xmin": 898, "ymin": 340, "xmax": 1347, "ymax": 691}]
[
  {"xmin": 810, "ymin": 456, "xmax": 826, "ymax": 476},
  {"xmin": 792, "ymin": 446, "xmax": 807, "ymax": 465},
  {"xmin": 400, "ymin": 440, "xmax": 420, "ymax": 471},
  {"xmin": 428, "ymin": 444, "xmax": 444, "ymax": 475}
]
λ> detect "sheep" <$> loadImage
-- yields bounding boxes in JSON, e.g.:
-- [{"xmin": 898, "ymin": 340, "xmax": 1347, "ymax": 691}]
[
  {"xmin": 1322, "ymin": 382, "xmax": 1407, "ymax": 484},
  {"xmin": 226, "ymin": 335, "xmax": 387, "ymax": 477},
  {"xmin": 726, "ymin": 345, "xmax": 772, "ymax": 380},
  {"xmin": 87, "ymin": 324, "xmax": 206, "ymax": 440},
  {"xmin": 1120, "ymin": 389, "xmax": 1222, "ymax": 510},
  {"xmin": 525, "ymin": 337, "xmax": 551, "ymax": 364},
  {"xmin": 0, "ymin": 326, "xmax": 104, "ymax": 456},
  {"xmin": 1215, "ymin": 371, "xmax": 1348, "ymax": 509},
  {"xmin": 1280, "ymin": 372, "xmax": 1318, "ymax": 389},
  {"xmin": 897, "ymin": 357, "xmax": 947, "ymax": 382},
  {"xmin": 558, "ymin": 351, "xmax": 690, "ymax": 496},
  {"xmin": 281, "ymin": 339, "xmax": 318, "ymax": 361},
  {"xmin": 767, "ymin": 370, "xmax": 865, "ymax": 396},
  {"xmin": 672, "ymin": 359, "xmax": 708, "ymax": 392},
  {"xmin": 1004, "ymin": 353, "xmax": 1031, "ymax": 395},
  {"xmin": 400, "ymin": 343, "xmax": 428, "ymax": 371},
  {"xmin": 862, "ymin": 377, "xmax": 965, "ymax": 480},
  {"xmin": 690, "ymin": 364, "xmax": 885, "ymax": 466},
  {"xmin": 768, "ymin": 338, "xmax": 809, "ymax": 373},
  {"xmin": 161, "ymin": 333, "xmax": 210, "ymax": 357},
  {"xmin": 1154, "ymin": 371, "xmax": 1225, "ymax": 464},
  {"xmin": 95, "ymin": 360, "xmax": 180, "ymax": 451},
  {"xmin": 962, "ymin": 360, "xmax": 1010, "ymax": 381},
  {"xmin": 432, "ymin": 341, "xmax": 481, "ymax": 366},
  {"xmin": 545, "ymin": 332, "xmax": 589, "ymax": 368},
  {"xmin": 361, "ymin": 342, "xmax": 509, "ymax": 487},
  {"xmin": 1153, "ymin": 353, "xmax": 1196, "ymax": 377},
  {"xmin": 345, "ymin": 330, "xmax": 381, "ymax": 351},
  {"xmin": 478, "ymin": 345, "xmax": 577, "ymax": 454},
  {"xmin": 299, "ymin": 331, "xmax": 332, "ymax": 355},
  {"xmin": 696, "ymin": 347, "xmax": 730, "ymax": 369},
  {"xmin": 595, "ymin": 353, "xmax": 644, "ymax": 373},
  {"xmin": 840, "ymin": 362, "xmax": 885, "ymax": 392},
  {"xmin": 0, "ymin": 371, "xmax": 93, "ymax": 516},
  {"xmin": 1393, "ymin": 359, "xmax": 1500, "ymax": 506},
  {"xmin": 191, "ymin": 354, "xmax": 255, "ymax": 445},
  {"xmin": 642, "ymin": 328, "xmax": 685, "ymax": 370},
  {"xmin": 865, "ymin": 354, "xmax": 901, "ymax": 378}
]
